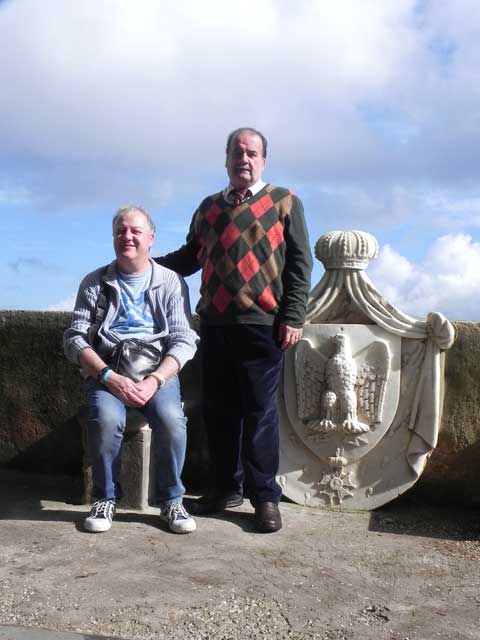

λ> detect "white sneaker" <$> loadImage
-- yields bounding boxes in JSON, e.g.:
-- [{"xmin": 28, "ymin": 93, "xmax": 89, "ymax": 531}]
[
  {"xmin": 84, "ymin": 499, "xmax": 116, "ymax": 533},
  {"xmin": 160, "ymin": 501, "xmax": 196, "ymax": 534}
]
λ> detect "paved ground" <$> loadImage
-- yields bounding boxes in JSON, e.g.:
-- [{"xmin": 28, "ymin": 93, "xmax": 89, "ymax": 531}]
[
  {"xmin": 0, "ymin": 626, "xmax": 119, "ymax": 639},
  {"xmin": 0, "ymin": 470, "xmax": 479, "ymax": 640}
]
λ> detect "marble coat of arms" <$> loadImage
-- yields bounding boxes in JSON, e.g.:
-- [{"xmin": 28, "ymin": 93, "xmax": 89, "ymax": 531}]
[{"xmin": 278, "ymin": 230, "xmax": 455, "ymax": 510}]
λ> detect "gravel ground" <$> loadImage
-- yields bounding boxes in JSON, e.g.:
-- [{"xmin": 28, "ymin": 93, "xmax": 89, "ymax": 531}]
[{"xmin": 1, "ymin": 470, "xmax": 479, "ymax": 640}]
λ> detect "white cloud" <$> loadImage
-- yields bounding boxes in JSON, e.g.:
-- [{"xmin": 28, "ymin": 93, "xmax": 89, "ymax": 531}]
[
  {"xmin": 47, "ymin": 295, "xmax": 76, "ymax": 312},
  {"xmin": 368, "ymin": 234, "xmax": 480, "ymax": 320},
  {"xmin": 424, "ymin": 192, "xmax": 480, "ymax": 229},
  {"xmin": 0, "ymin": 183, "xmax": 30, "ymax": 205},
  {"xmin": 1, "ymin": 0, "xmax": 480, "ymax": 316},
  {"xmin": 1, "ymin": 0, "xmax": 479, "ymax": 208},
  {"xmin": 301, "ymin": 184, "xmax": 480, "ymax": 242}
]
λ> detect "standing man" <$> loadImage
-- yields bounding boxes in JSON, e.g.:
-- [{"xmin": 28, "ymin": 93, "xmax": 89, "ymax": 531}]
[
  {"xmin": 157, "ymin": 128, "xmax": 313, "ymax": 533},
  {"xmin": 64, "ymin": 206, "xmax": 198, "ymax": 534}
]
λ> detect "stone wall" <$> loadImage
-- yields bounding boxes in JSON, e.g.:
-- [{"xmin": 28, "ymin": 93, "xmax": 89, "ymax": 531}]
[
  {"xmin": 0, "ymin": 311, "xmax": 479, "ymax": 505},
  {"xmin": 418, "ymin": 321, "xmax": 480, "ymax": 505},
  {"xmin": 0, "ymin": 311, "xmax": 209, "ymax": 499}
]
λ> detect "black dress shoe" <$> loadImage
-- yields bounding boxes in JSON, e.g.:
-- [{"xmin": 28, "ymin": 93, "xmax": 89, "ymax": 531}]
[
  {"xmin": 254, "ymin": 502, "xmax": 282, "ymax": 533},
  {"xmin": 188, "ymin": 491, "xmax": 244, "ymax": 515}
]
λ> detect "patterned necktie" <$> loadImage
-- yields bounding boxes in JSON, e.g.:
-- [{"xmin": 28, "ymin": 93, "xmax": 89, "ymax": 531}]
[{"xmin": 232, "ymin": 188, "xmax": 251, "ymax": 206}]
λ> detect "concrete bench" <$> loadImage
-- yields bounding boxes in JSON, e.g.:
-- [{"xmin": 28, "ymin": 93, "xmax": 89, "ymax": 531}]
[{"xmin": 81, "ymin": 409, "xmax": 156, "ymax": 510}]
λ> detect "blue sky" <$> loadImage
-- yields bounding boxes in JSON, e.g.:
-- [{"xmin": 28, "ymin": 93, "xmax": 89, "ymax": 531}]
[{"xmin": 1, "ymin": 0, "xmax": 480, "ymax": 319}]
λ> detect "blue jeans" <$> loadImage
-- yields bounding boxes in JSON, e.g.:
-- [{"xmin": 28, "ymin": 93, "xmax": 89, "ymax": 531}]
[{"xmin": 85, "ymin": 376, "xmax": 187, "ymax": 506}]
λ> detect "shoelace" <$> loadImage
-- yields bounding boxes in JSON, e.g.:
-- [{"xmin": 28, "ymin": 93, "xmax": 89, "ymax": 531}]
[
  {"xmin": 166, "ymin": 502, "xmax": 187, "ymax": 521},
  {"xmin": 92, "ymin": 499, "xmax": 114, "ymax": 517}
]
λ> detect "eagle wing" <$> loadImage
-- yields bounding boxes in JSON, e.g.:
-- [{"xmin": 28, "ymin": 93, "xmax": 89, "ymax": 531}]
[
  {"xmin": 294, "ymin": 339, "xmax": 326, "ymax": 420},
  {"xmin": 356, "ymin": 340, "xmax": 390, "ymax": 424}
]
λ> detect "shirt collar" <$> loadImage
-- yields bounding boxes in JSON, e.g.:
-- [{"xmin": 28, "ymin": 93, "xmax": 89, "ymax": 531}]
[{"xmin": 223, "ymin": 179, "xmax": 266, "ymax": 202}]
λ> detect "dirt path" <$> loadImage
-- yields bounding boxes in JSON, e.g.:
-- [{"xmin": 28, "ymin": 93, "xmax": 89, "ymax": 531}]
[{"xmin": 1, "ymin": 471, "xmax": 479, "ymax": 639}]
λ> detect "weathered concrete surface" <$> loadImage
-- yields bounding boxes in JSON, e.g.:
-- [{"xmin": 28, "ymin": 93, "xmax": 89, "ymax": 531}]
[
  {"xmin": 1, "ymin": 470, "xmax": 479, "ymax": 640},
  {"xmin": 0, "ymin": 625, "xmax": 120, "ymax": 639}
]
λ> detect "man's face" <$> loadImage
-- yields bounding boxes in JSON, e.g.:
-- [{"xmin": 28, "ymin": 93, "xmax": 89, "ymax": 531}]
[
  {"xmin": 113, "ymin": 210, "xmax": 154, "ymax": 264},
  {"xmin": 226, "ymin": 131, "xmax": 266, "ymax": 189}
]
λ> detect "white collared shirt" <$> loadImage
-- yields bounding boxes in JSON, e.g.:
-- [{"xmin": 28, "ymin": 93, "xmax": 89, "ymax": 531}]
[{"xmin": 223, "ymin": 179, "xmax": 266, "ymax": 204}]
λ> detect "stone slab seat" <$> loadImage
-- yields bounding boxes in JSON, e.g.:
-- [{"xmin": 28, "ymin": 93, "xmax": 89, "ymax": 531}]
[{"xmin": 78, "ymin": 406, "xmax": 156, "ymax": 510}]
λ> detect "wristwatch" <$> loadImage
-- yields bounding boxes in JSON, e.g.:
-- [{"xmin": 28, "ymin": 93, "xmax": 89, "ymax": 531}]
[{"xmin": 149, "ymin": 371, "xmax": 166, "ymax": 388}]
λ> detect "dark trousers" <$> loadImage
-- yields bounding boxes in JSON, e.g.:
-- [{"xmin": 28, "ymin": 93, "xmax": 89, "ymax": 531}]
[{"xmin": 201, "ymin": 323, "xmax": 284, "ymax": 505}]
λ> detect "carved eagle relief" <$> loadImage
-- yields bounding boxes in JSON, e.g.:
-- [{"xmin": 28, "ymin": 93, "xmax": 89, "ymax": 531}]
[{"xmin": 294, "ymin": 333, "xmax": 390, "ymax": 436}]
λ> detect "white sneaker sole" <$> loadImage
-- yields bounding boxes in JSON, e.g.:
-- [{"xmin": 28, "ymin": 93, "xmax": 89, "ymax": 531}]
[
  {"xmin": 83, "ymin": 518, "xmax": 112, "ymax": 533},
  {"xmin": 160, "ymin": 515, "xmax": 197, "ymax": 534},
  {"xmin": 169, "ymin": 519, "xmax": 197, "ymax": 534}
]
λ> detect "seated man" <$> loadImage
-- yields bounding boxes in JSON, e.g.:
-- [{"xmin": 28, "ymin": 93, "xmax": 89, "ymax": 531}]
[{"xmin": 64, "ymin": 206, "xmax": 198, "ymax": 534}]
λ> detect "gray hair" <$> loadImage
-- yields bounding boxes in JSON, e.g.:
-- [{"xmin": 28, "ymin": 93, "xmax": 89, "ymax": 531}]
[
  {"xmin": 226, "ymin": 127, "xmax": 268, "ymax": 158},
  {"xmin": 112, "ymin": 205, "xmax": 156, "ymax": 234}
]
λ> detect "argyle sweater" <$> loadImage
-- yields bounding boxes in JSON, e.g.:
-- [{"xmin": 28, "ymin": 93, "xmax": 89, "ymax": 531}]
[{"xmin": 157, "ymin": 184, "xmax": 313, "ymax": 327}]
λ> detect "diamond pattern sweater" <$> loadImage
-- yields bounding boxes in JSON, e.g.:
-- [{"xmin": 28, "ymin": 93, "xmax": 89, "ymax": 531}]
[{"xmin": 157, "ymin": 184, "xmax": 313, "ymax": 327}]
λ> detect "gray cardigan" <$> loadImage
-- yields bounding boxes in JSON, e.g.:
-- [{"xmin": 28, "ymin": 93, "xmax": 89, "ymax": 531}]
[{"xmin": 64, "ymin": 259, "xmax": 198, "ymax": 373}]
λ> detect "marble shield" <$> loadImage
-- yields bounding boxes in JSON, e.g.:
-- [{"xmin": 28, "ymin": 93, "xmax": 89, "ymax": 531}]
[{"xmin": 278, "ymin": 230, "xmax": 455, "ymax": 510}]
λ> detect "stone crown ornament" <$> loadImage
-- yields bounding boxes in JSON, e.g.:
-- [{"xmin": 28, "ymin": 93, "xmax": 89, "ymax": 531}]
[{"xmin": 315, "ymin": 230, "xmax": 378, "ymax": 270}]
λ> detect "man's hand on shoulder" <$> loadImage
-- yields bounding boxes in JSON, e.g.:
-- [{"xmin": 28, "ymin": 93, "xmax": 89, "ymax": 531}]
[{"xmin": 278, "ymin": 322, "xmax": 303, "ymax": 351}]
